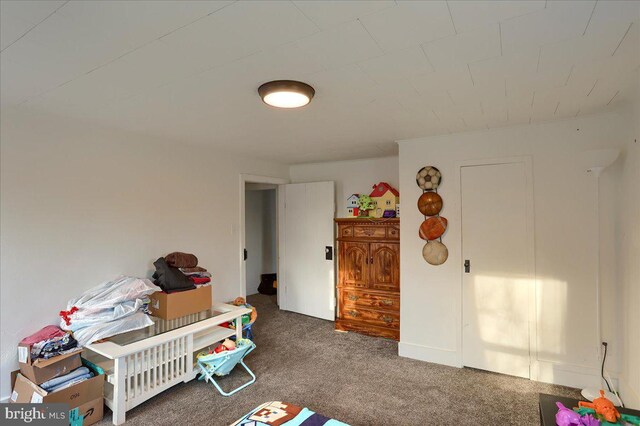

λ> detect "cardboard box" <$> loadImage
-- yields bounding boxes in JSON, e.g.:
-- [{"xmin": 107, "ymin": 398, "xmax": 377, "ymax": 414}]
[
  {"xmin": 18, "ymin": 347, "xmax": 83, "ymax": 385},
  {"xmin": 148, "ymin": 285, "xmax": 212, "ymax": 320},
  {"xmin": 10, "ymin": 363, "xmax": 104, "ymax": 426}
]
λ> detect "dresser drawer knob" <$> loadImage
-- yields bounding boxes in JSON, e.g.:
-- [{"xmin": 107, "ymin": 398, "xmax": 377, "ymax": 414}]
[
  {"xmin": 381, "ymin": 299, "xmax": 393, "ymax": 306},
  {"xmin": 382, "ymin": 315, "xmax": 394, "ymax": 324},
  {"xmin": 347, "ymin": 294, "xmax": 359, "ymax": 301},
  {"xmin": 348, "ymin": 310, "xmax": 359, "ymax": 318}
]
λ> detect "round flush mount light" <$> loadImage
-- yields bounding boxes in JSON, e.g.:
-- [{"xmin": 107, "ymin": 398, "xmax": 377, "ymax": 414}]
[{"xmin": 258, "ymin": 80, "xmax": 315, "ymax": 108}]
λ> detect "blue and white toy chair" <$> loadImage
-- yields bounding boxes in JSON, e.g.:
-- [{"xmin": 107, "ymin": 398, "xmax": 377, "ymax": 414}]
[{"xmin": 197, "ymin": 338, "xmax": 256, "ymax": 396}]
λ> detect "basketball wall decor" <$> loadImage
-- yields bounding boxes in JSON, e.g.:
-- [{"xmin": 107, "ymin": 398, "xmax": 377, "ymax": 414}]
[
  {"xmin": 417, "ymin": 191, "xmax": 443, "ymax": 216},
  {"xmin": 416, "ymin": 165, "xmax": 448, "ymax": 265}
]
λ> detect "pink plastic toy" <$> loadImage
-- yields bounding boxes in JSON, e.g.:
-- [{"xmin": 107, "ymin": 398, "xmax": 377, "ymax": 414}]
[{"xmin": 556, "ymin": 402, "xmax": 583, "ymax": 426}]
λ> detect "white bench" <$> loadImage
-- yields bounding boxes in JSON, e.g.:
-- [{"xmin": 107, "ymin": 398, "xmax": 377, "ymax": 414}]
[{"xmin": 84, "ymin": 303, "xmax": 251, "ymax": 425}]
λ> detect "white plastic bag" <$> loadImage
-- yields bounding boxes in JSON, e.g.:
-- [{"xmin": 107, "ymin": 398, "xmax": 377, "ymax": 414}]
[
  {"xmin": 60, "ymin": 276, "xmax": 159, "ymax": 331},
  {"xmin": 71, "ymin": 312, "xmax": 154, "ymax": 347}
]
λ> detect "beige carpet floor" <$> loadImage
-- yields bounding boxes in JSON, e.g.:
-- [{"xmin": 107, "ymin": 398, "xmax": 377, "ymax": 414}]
[{"xmin": 97, "ymin": 293, "xmax": 580, "ymax": 425}]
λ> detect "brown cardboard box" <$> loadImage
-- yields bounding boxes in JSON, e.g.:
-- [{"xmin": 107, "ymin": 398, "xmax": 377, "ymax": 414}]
[
  {"xmin": 10, "ymin": 366, "xmax": 104, "ymax": 426},
  {"xmin": 18, "ymin": 348, "xmax": 83, "ymax": 385},
  {"xmin": 148, "ymin": 285, "xmax": 212, "ymax": 320},
  {"xmin": 70, "ymin": 398, "xmax": 104, "ymax": 426}
]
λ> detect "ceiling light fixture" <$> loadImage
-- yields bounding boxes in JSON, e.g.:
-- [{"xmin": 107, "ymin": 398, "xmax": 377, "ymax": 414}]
[{"xmin": 258, "ymin": 80, "xmax": 315, "ymax": 108}]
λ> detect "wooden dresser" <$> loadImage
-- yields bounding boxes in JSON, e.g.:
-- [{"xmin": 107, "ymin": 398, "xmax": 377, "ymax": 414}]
[{"xmin": 335, "ymin": 218, "xmax": 399, "ymax": 340}]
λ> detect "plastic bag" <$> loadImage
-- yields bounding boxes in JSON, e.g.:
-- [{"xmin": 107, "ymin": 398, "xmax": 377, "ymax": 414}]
[
  {"xmin": 61, "ymin": 298, "xmax": 148, "ymax": 332},
  {"xmin": 71, "ymin": 312, "xmax": 154, "ymax": 347},
  {"xmin": 60, "ymin": 276, "xmax": 159, "ymax": 331}
]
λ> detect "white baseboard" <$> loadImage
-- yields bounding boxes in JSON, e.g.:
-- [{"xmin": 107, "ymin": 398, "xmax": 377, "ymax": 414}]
[
  {"xmin": 398, "ymin": 343, "xmax": 613, "ymax": 390},
  {"xmin": 533, "ymin": 359, "xmax": 606, "ymax": 389},
  {"xmin": 1, "ymin": 395, "xmax": 10, "ymax": 403},
  {"xmin": 398, "ymin": 341, "xmax": 461, "ymax": 368},
  {"xmin": 619, "ymin": 378, "xmax": 640, "ymax": 410}
]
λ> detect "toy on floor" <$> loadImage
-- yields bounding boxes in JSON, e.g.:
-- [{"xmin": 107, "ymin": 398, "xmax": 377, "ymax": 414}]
[
  {"xmin": 579, "ymin": 391, "xmax": 621, "ymax": 424},
  {"xmin": 197, "ymin": 338, "xmax": 256, "ymax": 396}
]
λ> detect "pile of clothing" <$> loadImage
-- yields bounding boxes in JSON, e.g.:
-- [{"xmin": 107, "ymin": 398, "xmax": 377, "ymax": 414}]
[
  {"xmin": 40, "ymin": 366, "xmax": 94, "ymax": 393},
  {"xmin": 153, "ymin": 252, "xmax": 212, "ymax": 293},
  {"xmin": 20, "ymin": 325, "xmax": 79, "ymax": 362},
  {"xmin": 59, "ymin": 276, "xmax": 160, "ymax": 346}
]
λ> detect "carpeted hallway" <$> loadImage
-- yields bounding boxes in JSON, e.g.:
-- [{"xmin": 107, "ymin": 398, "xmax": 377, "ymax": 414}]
[{"xmin": 97, "ymin": 294, "xmax": 580, "ymax": 425}]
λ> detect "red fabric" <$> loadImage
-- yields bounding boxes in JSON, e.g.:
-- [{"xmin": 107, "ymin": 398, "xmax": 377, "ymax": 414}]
[
  {"xmin": 369, "ymin": 182, "xmax": 399, "ymax": 197},
  {"xmin": 20, "ymin": 325, "xmax": 66, "ymax": 345},
  {"xmin": 190, "ymin": 277, "xmax": 211, "ymax": 285},
  {"xmin": 59, "ymin": 306, "xmax": 79, "ymax": 327}
]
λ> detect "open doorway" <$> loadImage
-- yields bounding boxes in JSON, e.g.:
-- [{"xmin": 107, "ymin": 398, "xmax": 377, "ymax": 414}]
[
  {"xmin": 244, "ymin": 183, "xmax": 277, "ymax": 297},
  {"xmin": 239, "ymin": 174, "xmax": 288, "ymax": 309}
]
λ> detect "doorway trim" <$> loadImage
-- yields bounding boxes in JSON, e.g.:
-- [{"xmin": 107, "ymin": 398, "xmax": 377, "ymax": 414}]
[
  {"xmin": 239, "ymin": 174, "xmax": 289, "ymax": 304},
  {"xmin": 456, "ymin": 156, "xmax": 537, "ymax": 380}
]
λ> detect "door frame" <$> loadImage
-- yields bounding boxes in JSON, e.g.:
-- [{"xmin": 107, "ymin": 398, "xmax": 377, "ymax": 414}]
[
  {"xmin": 457, "ymin": 156, "xmax": 537, "ymax": 380},
  {"xmin": 239, "ymin": 174, "xmax": 289, "ymax": 304}
]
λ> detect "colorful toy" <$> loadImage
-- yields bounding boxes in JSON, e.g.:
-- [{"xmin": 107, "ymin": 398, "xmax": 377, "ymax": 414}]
[
  {"xmin": 346, "ymin": 194, "xmax": 360, "ymax": 217},
  {"xmin": 369, "ymin": 182, "xmax": 399, "ymax": 219},
  {"xmin": 357, "ymin": 194, "xmax": 374, "ymax": 217},
  {"xmin": 227, "ymin": 297, "xmax": 258, "ymax": 339},
  {"xmin": 555, "ymin": 402, "xmax": 584, "ymax": 426},
  {"xmin": 579, "ymin": 390, "xmax": 621, "ymax": 423}
]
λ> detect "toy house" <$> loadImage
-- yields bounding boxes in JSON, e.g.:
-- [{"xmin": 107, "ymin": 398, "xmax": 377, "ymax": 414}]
[
  {"xmin": 369, "ymin": 182, "xmax": 399, "ymax": 218},
  {"xmin": 346, "ymin": 194, "xmax": 360, "ymax": 217}
]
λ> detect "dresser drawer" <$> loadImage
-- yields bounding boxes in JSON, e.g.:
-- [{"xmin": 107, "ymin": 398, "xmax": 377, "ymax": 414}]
[
  {"xmin": 353, "ymin": 226, "xmax": 386, "ymax": 239},
  {"xmin": 340, "ymin": 226, "xmax": 354, "ymax": 238},
  {"xmin": 387, "ymin": 226, "xmax": 399, "ymax": 239},
  {"xmin": 340, "ymin": 306, "xmax": 400, "ymax": 328},
  {"xmin": 342, "ymin": 290, "xmax": 399, "ymax": 311}
]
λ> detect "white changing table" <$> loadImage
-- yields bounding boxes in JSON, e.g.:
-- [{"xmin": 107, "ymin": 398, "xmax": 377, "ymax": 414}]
[{"xmin": 84, "ymin": 303, "xmax": 251, "ymax": 425}]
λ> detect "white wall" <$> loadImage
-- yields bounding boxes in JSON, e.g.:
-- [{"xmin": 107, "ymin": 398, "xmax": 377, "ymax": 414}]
[
  {"xmin": 244, "ymin": 189, "xmax": 277, "ymax": 295},
  {"xmin": 397, "ymin": 111, "xmax": 631, "ymax": 389},
  {"xmin": 0, "ymin": 110, "xmax": 288, "ymax": 400},
  {"xmin": 289, "ymin": 156, "xmax": 399, "ymax": 218},
  {"xmin": 618, "ymin": 77, "xmax": 640, "ymax": 408}
]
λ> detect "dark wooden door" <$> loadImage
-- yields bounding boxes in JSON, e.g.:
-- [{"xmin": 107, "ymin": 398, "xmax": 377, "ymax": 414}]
[
  {"xmin": 340, "ymin": 241, "xmax": 369, "ymax": 289},
  {"xmin": 369, "ymin": 242, "xmax": 400, "ymax": 291}
]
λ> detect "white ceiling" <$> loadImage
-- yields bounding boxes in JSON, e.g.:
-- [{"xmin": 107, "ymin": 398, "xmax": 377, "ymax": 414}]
[{"xmin": 1, "ymin": 0, "xmax": 639, "ymax": 164}]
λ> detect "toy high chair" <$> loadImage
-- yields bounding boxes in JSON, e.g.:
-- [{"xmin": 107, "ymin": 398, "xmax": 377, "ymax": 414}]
[{"xmin": 196, "ymin": 338, "xmax": 256, "ymax": 396}]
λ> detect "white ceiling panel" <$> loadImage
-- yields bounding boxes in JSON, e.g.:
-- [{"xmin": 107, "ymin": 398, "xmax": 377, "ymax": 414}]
[
  {"xmin": 448, "ymin": 0, "xmax": 545, "ymax": 33},
  {"xmin": 1, "ymin": 1, "xmax": 639, "ymax": 164},
  {"xmin": 586, "ymin": 1, "xmax": 640, "ymax": 35},
  {"xmin": 410, "ymin": 64, "xmax": 475, "ymax": 95},
  {"xmin": 0, "ymin": 0, "xmax": 66, "ymax": 50},
  {"xmin": 293, "ymin": 20, "xmax": 383, "ymax": 70},
  {"xmin": 292, "ymin": 0, "xmax": 395, "ymax": 30},
  {"xmin": 500, "ymin": 1, "xmax": 596, "ymax": 56},
  {"xmin": 357, "ymin": 47, "xmax": 433, "ymax": 83},
  {"xmin": 422, "ymin": 24, "xmax": 501, "ymax": 70},
  {"xmin": 359, "ymin": 1, "xmax": 455, "ymax": 53},
  {"xmin": 158, "ymin": 1, "xmax": 318, "ymax": 71}
]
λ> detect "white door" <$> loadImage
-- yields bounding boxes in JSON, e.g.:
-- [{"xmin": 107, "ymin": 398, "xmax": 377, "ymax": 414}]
[
  {"xmin": 282, "ymin": 182, "xmax": 335, "ymax": 321},
  {"xmin": 461, "ymin": 162, "xmax": 532, "ymax": 378}
]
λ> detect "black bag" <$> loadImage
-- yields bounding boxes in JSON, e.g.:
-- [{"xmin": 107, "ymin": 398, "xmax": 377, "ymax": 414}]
[
  {"xmin": 258, "ymin": 273, "xmax": 277, "ymax": 295},
  {"xmin": 152, "ymin": 257, "xmax": 196, "ymax": 293}
]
